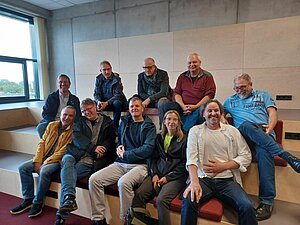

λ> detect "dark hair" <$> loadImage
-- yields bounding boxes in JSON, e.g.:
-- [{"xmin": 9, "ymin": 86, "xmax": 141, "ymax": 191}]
[
  {"xmin": 58, "ymin": 74, "xmax": 71, "ymax": 84},
  {"xmin": 201, "ymin": 99, "xmax": 224, "ymax": 116},
  {"xmin": 80, "ymin": 98, "xmax": 96, "ymax": 108}
]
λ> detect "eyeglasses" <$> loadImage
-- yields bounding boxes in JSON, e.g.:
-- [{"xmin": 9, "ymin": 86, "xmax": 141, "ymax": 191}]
[
  {"xmin": 143, "ymin": 65, "xmax": 154, "ymax": 69},
  {"xmin": 233, "ymin": 85, "xmax": 248, "ymax": 91},
  {"xmin": 81, "ymin": 106, "xmax": 94, "ymax": 114}
]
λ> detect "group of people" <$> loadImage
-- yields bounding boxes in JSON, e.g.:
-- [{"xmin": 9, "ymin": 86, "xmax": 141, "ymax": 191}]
[{"xmin": 9, "ymin": 53, "xmax": 300, "ymax": 225}]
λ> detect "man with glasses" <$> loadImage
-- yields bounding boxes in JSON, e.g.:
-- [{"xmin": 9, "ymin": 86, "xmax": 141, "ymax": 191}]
[
  {"xmin": 36, "ymin": 74, "xmax": 81, "ymax": 138},
  {"xmin": 94, "ymin": 60, "xmax": 127, "ymax": 128},
  {"xmin": 137, "ymin": 57, "xmax": 172, "ymax": 127},
  {"xmin": 54, "ymin": 98, "xmax": 116, "ymax": 225},
  {"xmin": 164, "ymin": 53, "xmax": 216, "ymax": 133},
  {"xmin": 223, "ymin": 73, "xmax": 300, "ymax": 221}
]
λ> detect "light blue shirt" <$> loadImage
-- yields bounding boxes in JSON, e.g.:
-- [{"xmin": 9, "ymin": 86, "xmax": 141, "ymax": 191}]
[{"xmin": 224, "ymin": 89, "xmax": 277, "ymax": 136}]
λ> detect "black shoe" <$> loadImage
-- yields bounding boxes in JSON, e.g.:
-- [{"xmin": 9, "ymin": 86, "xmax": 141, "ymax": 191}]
[
  {"xmin": 285, "ymin": 153, "xmax": 300, "ymax": 173},
  {"xmin": 255, "ymin": 203, "xmax": 273, "ymax": 221},
  {"xmin": 10, "ymin": 198, "xmax": 33, "ymax": 214},
  {"xmin": 59, "ymin": 195, "xmax": 78, "ymax": 213},
  {"xmin": 54, "ymin": 215, "xmax": 66, "ymax": 225},
  {"xmin": 28, "ymin": 203, "xmax": 43, "ymax": 217},
  {"xmin": 93, "ymin": 219, "xmax": 107, "ymax": 225}
]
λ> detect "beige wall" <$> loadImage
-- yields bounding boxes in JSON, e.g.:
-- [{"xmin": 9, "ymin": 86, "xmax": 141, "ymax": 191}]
[{"xmin": 74, "ymin": 16, "xmax": 300, "ymax": 111}]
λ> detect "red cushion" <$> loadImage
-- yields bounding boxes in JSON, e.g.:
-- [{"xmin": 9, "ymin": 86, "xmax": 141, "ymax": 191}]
[
  {"xmin": 153, "ymin": 195, "xmax": 223, "ymax": 222},
  {"xmin": 144, "ymin": 108, "xmax": 159, "ymax": 115}
]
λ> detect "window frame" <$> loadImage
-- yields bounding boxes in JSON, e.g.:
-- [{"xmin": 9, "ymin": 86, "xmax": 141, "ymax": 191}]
[{"xmin": 0, "ymin": 7, "xmax": 40, "ymax": 104}]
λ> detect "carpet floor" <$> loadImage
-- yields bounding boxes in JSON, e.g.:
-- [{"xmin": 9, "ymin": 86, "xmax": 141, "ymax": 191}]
[{"xmin": 0, "ymin": 192, "xmax": 92, "ymax": 225}]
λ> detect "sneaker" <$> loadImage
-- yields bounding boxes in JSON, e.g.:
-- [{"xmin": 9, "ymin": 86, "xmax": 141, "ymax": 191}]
[
  {"xmin": 255, "ymin": 203, "xmax": 273, "ymax": 221},
  {"xmin": 59, "ymin": 195, "xmax": 78, "ymax": 213},
  {"xmin": 10, "ymin": 198, "xmax": 33, "ymax": 215},
  {"xmin": 28, "ymin": 203, "xmax": 43, "ymax": 217},
  {"xmin": 54, "ymin": 215, "xmax": 66, "ymax": 225}
]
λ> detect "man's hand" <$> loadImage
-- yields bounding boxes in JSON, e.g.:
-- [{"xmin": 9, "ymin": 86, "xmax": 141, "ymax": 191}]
[
  {"xmin": 203, "ymin": 160, "xmax": 225, "ymax": 176},
  {"xmin": 157, "ymin": 176, "xmax": 167, "ymax": 187},
  {"xmin": 34, "ymin": 163, "xmax": 42, "ymax": 174},
  {"xmin": 142, "ymin": 98, "xmax": 151, "ymax": 108},
  {"xmin": 183, "ymin": 181, "xmax": 202, "ymax": 203},
  {"xmin": 97, "ymin": 101, "xmax": 108, "ymax": 111},
  {"xmin": 116, "ymin": 145, "xmax": 125, "ymax": 158},
  {"xmin": 152, "ymin": 174, "xmax": 159, "ymax": 188},
  {"xmin": 95, "ymin": 146, "xmax": 106, "ymax": 158}
]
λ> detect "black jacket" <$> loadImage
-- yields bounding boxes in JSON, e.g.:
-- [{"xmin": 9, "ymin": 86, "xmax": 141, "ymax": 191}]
[
  {"xmin": 66, "ymin": 114, "xmax": 116, "ymax": 172},
  {"xmin": 151, "ymin": 133, "xmax": 188, "ymax": 182},
  {"xmin": 137, "ymin": 68, "xmax": 172, "ymax": 103}
]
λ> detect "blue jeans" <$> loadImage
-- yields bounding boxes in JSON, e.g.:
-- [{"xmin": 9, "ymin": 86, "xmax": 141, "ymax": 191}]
[
  {"xmin": 19, "ymin": 160, "xmax": 60, "ymax": 204},
  {"xmin": 105, "ymin": 100, "xmax": 125, "ymax": 128},
  {"xmin": 162, "ymin": 102, "xmax": 205, "ymax": 133},
  {"xmin": 181, "ymin": 177, "xmax": 257, "ymax": 225},
  {"xmin": 36, "ymin": 119, "xmax": 51, "ymax": 139},
  {"xmin": 238, "ymin": 121, "xmax": 284, "ymax": 205},
  {"xmin": 57, "ymin": 154, "xmax": 93, "ymax": 219}
]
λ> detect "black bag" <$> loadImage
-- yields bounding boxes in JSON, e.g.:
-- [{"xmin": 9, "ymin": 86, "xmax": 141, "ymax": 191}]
[{"xmin": 125, "ymin": 207, "xmax": 159, "ymax": 225}]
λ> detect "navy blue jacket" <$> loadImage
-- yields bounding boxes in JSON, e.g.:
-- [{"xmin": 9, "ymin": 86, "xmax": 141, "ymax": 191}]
[
  {"xmin": 93, "ymin": 73, "xmax": 127, "ymax": 107},
  {"xmin": 117, "ymin": 114, "xmax": 156, "ymax": 164},
  {"xmin": 42, "ymin": 90, "xmax": 81, "ymax": 122},
  {"xmin": 151, "ymin": 134, "xmax": 188, "ymax": 182},
  {"xmin": 66, "ymin": 114, "xmax": 116, "ymax": 172}
]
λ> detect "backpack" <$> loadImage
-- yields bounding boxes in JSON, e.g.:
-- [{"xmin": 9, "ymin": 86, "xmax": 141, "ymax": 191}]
[{"xmin": 125, "ymin": 207, "xmax": 159, "ymax": 225}]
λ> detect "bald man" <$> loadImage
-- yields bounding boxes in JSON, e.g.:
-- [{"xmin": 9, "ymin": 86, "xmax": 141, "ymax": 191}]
[{"xmin": 137, "ymin": 57, "xmax": 172, "ymax": 128}]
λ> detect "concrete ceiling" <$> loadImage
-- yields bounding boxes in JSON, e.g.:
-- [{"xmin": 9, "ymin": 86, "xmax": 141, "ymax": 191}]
[{"xmin": 23, "ymin": 0, "xmax": 97, "ymax": 10}]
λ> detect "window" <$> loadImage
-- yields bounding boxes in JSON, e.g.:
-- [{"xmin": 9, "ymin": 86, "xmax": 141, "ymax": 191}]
[{"xmin": 0, "ymin": 7, "xmax": 39, "ymax": 103}]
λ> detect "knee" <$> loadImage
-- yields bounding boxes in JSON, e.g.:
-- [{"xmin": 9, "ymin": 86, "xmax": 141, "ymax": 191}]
[
  {"xmin": 117, "ymin": 178, "xmax": 131, "ymax": 192},
  {"xmin": 156, "ymin": 194, "xmax": 169, "ymax": 208},
  {"xmin": 89, "ymin": 172, "xmax": 100, "ymax": 188},
  {"xmin": 62, "ymin": 154, "xmax": 75, "ymax": 165},
  {"xmin": 157, "ymin": 98, "xmax": 169, "ymax": 108},
  {"xmin": 112, "ymin": 100, "xmax": 123, "ymax": 110}
]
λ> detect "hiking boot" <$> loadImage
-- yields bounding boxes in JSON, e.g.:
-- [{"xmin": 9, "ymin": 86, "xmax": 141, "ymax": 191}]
[
  {"xmin": 255, "ymin": 203, "xmax": 273, "ymax": 221},
  {"xmin": 54, "ymin": 215, "xmax": 66, "ymax": 225},
  {"xmin": 59, "ymin": 195, "xmax": 78, "ymax": 213},
  {"xmin": 10, "ymin": 198, "xmax": 33, "ymax": 215},
  {"xmin": 28, "ymin": 203, "xmax": 43, "ymax": 217}
]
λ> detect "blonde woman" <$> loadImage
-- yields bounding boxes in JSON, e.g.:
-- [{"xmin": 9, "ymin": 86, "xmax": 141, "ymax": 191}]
[{"xmin": 132, "ymin": 110, "xmax": 188, "ymax": 225}]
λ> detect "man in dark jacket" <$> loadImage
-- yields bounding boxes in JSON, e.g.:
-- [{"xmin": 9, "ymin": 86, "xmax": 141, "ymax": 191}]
[
  {"xmin": 88, "ymin": 96, "xmax": 156, "ymax": 225},
  {"xmin": 36, "ymin": 74, "xmax": 81, "ymax": 138},
  {"xmin": 54, "ymin": 98, "xmax": 116, "ymax": 225},
  {"xmin": 94, "ymin": 60, "xmax": 127, "ymax": 128},
  {"xmin": 137, "ymin": 57, "xmax": 172, "ymax": 127}
]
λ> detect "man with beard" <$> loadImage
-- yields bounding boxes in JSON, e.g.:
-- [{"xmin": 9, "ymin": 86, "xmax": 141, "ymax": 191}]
[
  {"xmin": 181, "ymin": 99, "xmax": 257, "ymax": 225},
  {"xmin": 223, "ymin": 73, "xmax": 300, "ymax": 221}
]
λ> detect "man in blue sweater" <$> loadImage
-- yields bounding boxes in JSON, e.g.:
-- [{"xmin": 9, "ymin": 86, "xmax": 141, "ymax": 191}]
[{"xmin": 88, "ymin": 96, "xmax": 156, "ymax": 225}]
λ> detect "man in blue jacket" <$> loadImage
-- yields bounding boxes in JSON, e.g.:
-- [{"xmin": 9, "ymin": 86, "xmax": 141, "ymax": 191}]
[
  {"xmin": 54, "ymin": 98, "xmax": 116, "ymax": 225},
  {"xmin": 94, "ymin": 60, "xmax": 127, "ymax": 128},
  {"xmin": 88, "ymin": 96, "xmax": 156, "ymax": 225},
  {"xmin": 36, "ymin": 74, "xmax": 81, "ymax": 138}
]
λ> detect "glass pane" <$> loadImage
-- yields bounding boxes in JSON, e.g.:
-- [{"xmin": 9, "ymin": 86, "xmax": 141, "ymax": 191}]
[
  {"xmin": 0, "ymin": 61, "xmax": 25, "ymax": 97},
  {"xmin": 27, "ymin": 61, "xmax": 38, "ymax": 99},
  {"xmin": 0, "ymin": 15, "xmax": 33, "ymax": 58}
]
